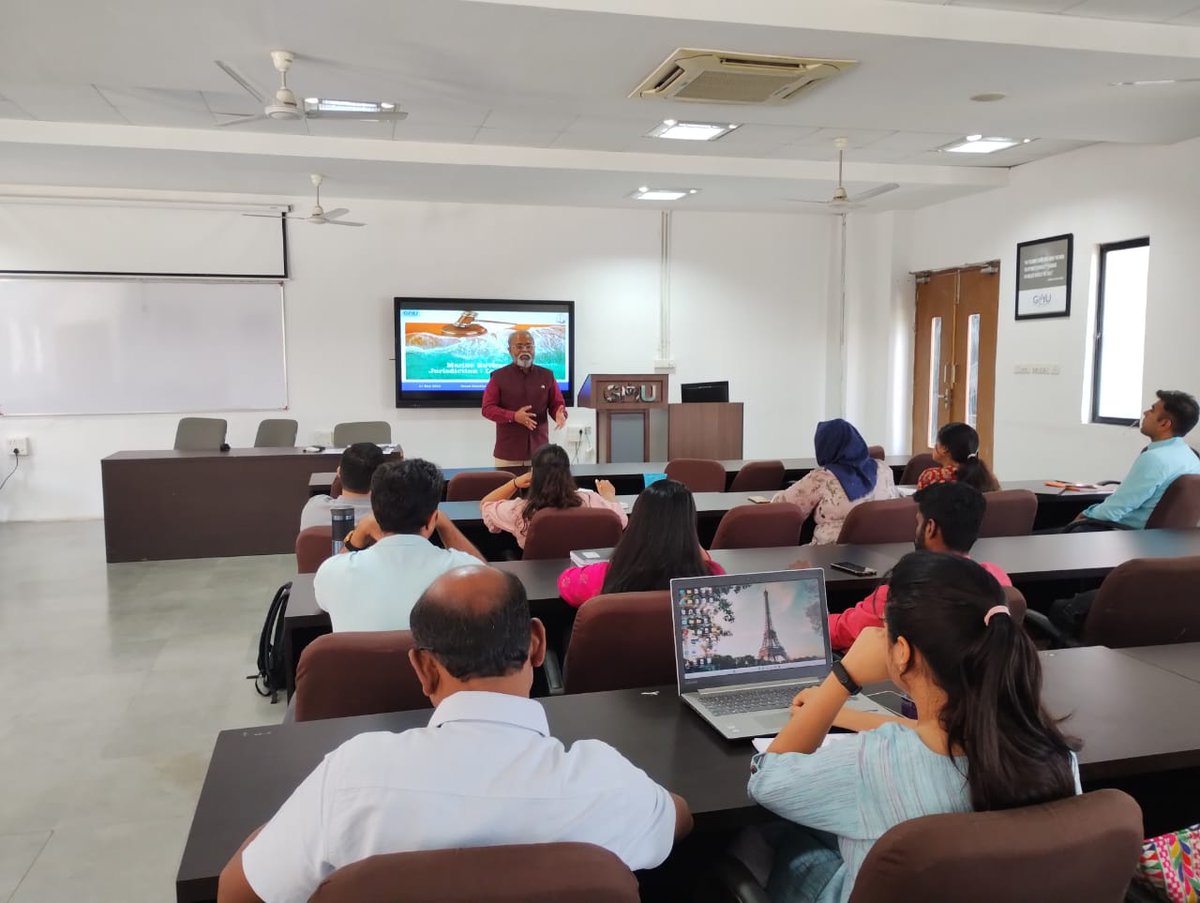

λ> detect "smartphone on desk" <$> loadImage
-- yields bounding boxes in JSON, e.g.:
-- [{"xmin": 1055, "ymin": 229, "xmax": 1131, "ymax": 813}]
[
  {"xmin": 747, "ymin": 495, "xmax": 770, "ymax": 504},
  {"xmin": 830, "ymin": 561, "xmax": 877, "ymax": 577}
]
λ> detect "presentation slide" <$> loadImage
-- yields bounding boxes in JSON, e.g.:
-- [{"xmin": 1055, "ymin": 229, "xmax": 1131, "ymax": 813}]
[{"xmin": 398, "ymin": 306, "xmax": 570, "ymax": 394}]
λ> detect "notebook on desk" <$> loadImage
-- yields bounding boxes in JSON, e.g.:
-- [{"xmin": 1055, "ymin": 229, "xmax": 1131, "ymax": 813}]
[
  {"xmin": 569, "ymin": 547, "xmax": 615, "ymax": 567},
  {"xmin": 670, "ymin": 567, "xmax": 895, "ymax": 740}
]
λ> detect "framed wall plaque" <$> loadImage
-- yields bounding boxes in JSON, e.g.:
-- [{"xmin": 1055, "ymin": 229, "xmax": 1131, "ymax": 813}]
[{"xmin": 1015, "ymin": 233, "xmax": 1073, "ymax": 320}]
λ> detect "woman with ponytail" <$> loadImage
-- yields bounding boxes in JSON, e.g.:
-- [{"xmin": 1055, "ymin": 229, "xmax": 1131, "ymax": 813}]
[
  {"xmin": 746, "ymin": 551, "xmax": 1079, "ymax": 903},
  {"xmin": 917, "ymin": 421, "xmax": 1001, "ymax": 492}
]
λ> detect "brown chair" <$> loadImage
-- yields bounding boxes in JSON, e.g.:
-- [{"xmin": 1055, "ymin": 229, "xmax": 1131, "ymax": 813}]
[
  {"xmin": 867, "ymin": 445, "xmax": 885, "ymax": 461},
  {"xmin": 847, "ymin": 790, "xmax": 1143, "ymax": 903},
  {"xmin": 330, "ymin": 474, "xmax": 343, "ymax": 498},
  {"xmin": 1145, "ymin": 474, "xmax": 1200, "ymax": 529},
  {"xmin": 978, "ymin": 489, "xmax": 1037, "ymax": 538},
  {"xmin": 1081, "ymin": 555, "xmax": 1200, "ymax": 648},
  {"xmin": 728, "ymin": 460, "xmax": 786, "ymax": 493},
  {"xmin": 563, "ymin": 591, "xmax": 674, "ymax": 694},
  {"xmin": 1002, "ymin": 585, "xmax": 1028, "ymax": 625},
  {"xmin": 665, "ymin": 458, "xmax": 727, "ymax": 493},
  {"xmin": 899, "ymin": 453, "xmax": 937, "ymax": 486},
  {"xmin": 711, "ymin": 504, "xmax": 805, "ymax": 550},
  {"xmin": 522, "ymin": 507, "xmax": 625, "ymax": 560},
  {"xmin": 296, "ymin": 526, "xmax": 334, "ymax": 574},
  {"xmin": 309, "ymin": 842, "xmax": 639, "ymax": 903},
  {"xmin": 837, "ymin": 498, "xmax": 919, "ymax": 545},
  {"xmin": 446, "ymin": 470, "xmax": 515, "ymax": 501},
  {"xmin": 293, "ymin": 631, "xmax": 426, "ymax": 722}
]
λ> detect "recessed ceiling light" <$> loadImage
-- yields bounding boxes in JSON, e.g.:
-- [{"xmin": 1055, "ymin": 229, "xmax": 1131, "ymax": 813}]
[
  {"xmin": 646, "ymin": 120, "xmax": 740, "ymax": 141},
  {"xmin": 1110, "ymin": 77, "xmax": 1200, "ymax": 87},
  {"xmin": 970, "ymin": 92, "xmax": 1007, "ymax": 102},
  {"xmin": 939, "ymin": 135, "xmax": 1031, "ymax": 154},
  {"xmin": 631, "ymin": 187, "xmax": 699, "ymax": 201}
]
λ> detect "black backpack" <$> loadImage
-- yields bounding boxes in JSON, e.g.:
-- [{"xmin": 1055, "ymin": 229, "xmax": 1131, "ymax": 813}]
[{"xmin": 248, "ymin": 581, "xmax": 291, "ymax": 703}]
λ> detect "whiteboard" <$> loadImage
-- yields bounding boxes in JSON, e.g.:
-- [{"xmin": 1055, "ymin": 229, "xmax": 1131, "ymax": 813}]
[{"xmin": 0, "ymin": 279, "xmax": 287, "ymax": 415}]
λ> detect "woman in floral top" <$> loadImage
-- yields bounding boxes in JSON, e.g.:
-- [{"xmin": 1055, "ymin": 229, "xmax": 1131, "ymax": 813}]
[
  {"xmin": 916, "ymin": 422, "xmax": 1000, "ymax": 493},
  {"xmin": 772, "ymin": 419, "xmax": 897, "ymax": 544}
]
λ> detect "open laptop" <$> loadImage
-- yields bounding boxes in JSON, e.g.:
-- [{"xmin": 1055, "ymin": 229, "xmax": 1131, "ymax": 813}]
[{"xmin": 670, "ymin": 567, "xmax": 897, "ymax": 740}]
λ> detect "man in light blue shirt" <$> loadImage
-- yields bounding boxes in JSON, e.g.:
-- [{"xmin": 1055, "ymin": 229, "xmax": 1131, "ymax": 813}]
[
  {"xmin": 315, "ymin": 459, "xmax": 485, "ymax": 631},
  {"xmin": 1072, "ymin": 390, "xmax": 1200, "ymax": 531}
]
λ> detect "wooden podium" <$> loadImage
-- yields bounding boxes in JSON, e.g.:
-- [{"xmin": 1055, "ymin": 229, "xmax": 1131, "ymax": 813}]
[
  {"xmin": 668, "ymin": 402, "xmax": 744, "ymax": 459},
  {"xmin": 578, "ymin": 373, "xmax": 670, "ymax": 463}
]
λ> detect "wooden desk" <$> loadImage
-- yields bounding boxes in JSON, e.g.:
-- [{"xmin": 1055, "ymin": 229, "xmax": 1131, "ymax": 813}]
[
  {"xmin": 1002, "ymin": 480, "xmax": 1115, "ymax": 531},
  {"xmin": 1117, "ymin": 643, "xmax": 1200, "ymax": 683},
  {"xmin": 175, "ymin": 645, "xmax": 1200, "ymax": 903}
]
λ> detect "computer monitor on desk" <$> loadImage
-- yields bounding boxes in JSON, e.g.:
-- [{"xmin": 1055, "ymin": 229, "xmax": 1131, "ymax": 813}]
[{"xmin": 681, "ymin": 381, "xmax": 729, "ymax": 403}]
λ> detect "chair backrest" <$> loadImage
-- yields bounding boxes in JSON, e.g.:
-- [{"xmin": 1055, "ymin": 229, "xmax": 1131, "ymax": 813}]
[
  {"xmin": 522, "ymin": 507, "xmax": 624, "ymax": 560},
  {"xmin": 309, "ymin": 842, "xmax": 639, "ymax": 903},
  {"xmin": 173, "ymin": 417, "xmax": 227, "ymax": 451},
  {"xmin": 296, "ymin": 526, "xmax": 333, "ymax": 574},
  {"xmin": 849, "ymin": 789, "xmax": 1142, "ymax": 903},
  {"xmin": 564, "ymin": 592, "xmax": 674, "ymax": 694},
  {"xmin": 867, "ymin": 445, "xmax": 886, "ymax": 461},
  {"xmin": 1001, "ymin": 585, "xmax": 1027, "ymax": 625},
  {"xmin": 333, "ymin": 420, "xmax": 392, "ymax": 446},
  {"xmin": 665, "ymin": 458, "xmax": 727, "ymax": 493},
  {"xmin": 1082, "ymin": 555, "xmax": 1200, "ymax": 647},
  {"xmin": 1145, "ymin": 474, "xmax": 1200, "ymax": 529},
  {"xmin": 728, "ymin": 460, "xmax": 786, "ymax": 493},
  {"xmin": 330, "ymin": 474, "xmax": 343, "ymax": 498},
  {"xmin": 899, "ymin": 453, "xmax": 937, "ymax": 486},
  {"xmin": 293, "ymin": 631, "xmax": 426, "ymax": 722},
  {"xmin": 710, "ymin": 503, "xmax": 805, "ymax": 550},
  {"xmin": 446, "ymin": 470, "xmax": 515, "ymax": 501},
  {"xmin": 253, "ymin": 418, "xmax": 298, "ymax": 447},
  {"xmin": 837, "ymin": 498, "xmax": 919, "ymax": 545},
  {"xmin": 978, "ymin": 489, "xmax": 1037, "ymax": 538}
]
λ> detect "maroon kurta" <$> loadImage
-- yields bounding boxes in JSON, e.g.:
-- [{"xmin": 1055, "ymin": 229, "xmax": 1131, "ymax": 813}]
[{"xmin": 481, "ymin": 363, "xmax": 566, "ymax": 460}]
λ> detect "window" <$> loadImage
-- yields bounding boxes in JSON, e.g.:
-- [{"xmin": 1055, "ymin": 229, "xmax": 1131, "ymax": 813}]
[{"xmin": 1091, "ymin": 238, "xmax": 1150, "ymax": 424}]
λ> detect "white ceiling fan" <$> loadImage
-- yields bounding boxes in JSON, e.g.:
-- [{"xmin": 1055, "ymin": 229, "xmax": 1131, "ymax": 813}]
[
  {"xmin": 247, "ymin": 174, "xmax": 365, "ymax": 227},
  {"xmin": 214, "ymin": 50, "xmax": 408, "ymax": 128},
  {"xmin": 787, "ymin": 137, "xmax": 899, "ymax": 212}
]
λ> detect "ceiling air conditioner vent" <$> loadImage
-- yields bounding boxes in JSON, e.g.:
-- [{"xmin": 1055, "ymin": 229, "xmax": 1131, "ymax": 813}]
[{"xmin": 631, "ymin": 49, "xmax": 857, "ymax": 105}]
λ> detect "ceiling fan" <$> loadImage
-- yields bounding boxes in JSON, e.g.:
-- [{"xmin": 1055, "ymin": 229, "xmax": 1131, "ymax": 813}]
[
  {"xmin": 246, "ymin": 174, "xmax": 365, "ymax": 227},
  {"xmin": 214, "ymin": 50, "xmax": 408, "ymax": 128},
  {"xmin": 787, "ymin": 137, "xmax": 899, "ymax": 211}
]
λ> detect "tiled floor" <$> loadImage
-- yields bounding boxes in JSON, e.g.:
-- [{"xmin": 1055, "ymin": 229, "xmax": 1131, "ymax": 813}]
[{"xmin": 0, "ymin": 520, "xmax": 291, "ymax": 902}]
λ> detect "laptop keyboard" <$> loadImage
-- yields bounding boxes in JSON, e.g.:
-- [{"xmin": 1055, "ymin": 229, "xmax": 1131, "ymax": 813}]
[{"xmin": 701, "ymin": 685, "xmax": 804, "ymax": 716}]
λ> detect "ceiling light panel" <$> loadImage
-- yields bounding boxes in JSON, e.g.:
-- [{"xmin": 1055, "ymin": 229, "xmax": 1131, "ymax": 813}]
[
  {"xmin": 631, "ymin": 187, "xmax": 699, "ymax": 201},
  {"xmin": 646, "ymin": 119, "xmax": 740, "ymax": 141},
  {"xmin": 939, "ymin": 135, "xmax": 1032, "ymax": 154}
]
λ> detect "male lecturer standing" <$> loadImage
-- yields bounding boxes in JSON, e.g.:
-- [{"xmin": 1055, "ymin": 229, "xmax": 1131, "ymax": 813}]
[{"xmin": 481, "ymin": 330, "xmax": 566, "ymax": 467}]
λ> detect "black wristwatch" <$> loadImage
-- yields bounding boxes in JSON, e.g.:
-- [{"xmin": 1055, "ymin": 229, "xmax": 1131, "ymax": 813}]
[
  {"xmin": 831, "ymin": 660, "xmax": 862, "ymax": 696},
  {"xmin": 343, "ymin": 534, "xmax": 363, "ymax": 552}
]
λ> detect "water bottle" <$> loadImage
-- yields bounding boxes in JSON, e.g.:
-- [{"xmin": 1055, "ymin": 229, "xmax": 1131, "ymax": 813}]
[{"xmin": 330, "ymin": 505, "xmax": 355, "ymax": 556}]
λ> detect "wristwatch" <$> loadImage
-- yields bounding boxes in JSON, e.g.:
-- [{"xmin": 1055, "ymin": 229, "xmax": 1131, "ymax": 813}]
[
  {"xmin": 831, "ymin": 660, "xmax": 862, "ymax": 696},
  {"xmin": 343, "ymin": 534, "xmax": 363, "ymax": 552}
]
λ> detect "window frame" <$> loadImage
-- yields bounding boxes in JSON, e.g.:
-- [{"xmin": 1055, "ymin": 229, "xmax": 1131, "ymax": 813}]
[{"xmin": 1090, "ymin": 236, "xmax": 1150, "ymax": 426}]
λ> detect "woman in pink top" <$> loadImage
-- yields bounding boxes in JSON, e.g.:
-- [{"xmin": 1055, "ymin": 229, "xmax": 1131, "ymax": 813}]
[
  {"xmin": 480, "ymin": 444, "xmax": 627, "ymax": 549},
  {"xmin": 558, "ymin": 479, "xmax": 724, "ymax": 608}
]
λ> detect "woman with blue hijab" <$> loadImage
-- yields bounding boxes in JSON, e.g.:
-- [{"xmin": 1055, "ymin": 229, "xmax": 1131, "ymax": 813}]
[{"xmin": 771, "ymin": 419, "xmax": 897, "ymax": 544}]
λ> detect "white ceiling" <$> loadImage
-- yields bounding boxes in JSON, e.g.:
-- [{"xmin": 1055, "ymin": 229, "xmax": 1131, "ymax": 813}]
[{"xmin": 0, "ymin": 0, "xmax": 1199, "ymax": 211}]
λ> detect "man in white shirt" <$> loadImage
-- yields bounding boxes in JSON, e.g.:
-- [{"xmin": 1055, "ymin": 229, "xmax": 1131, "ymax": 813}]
[
  {"xmin": 298, "ymin": 442, "xmax": 385, "ymax": 531},
  {"xmin": 218, "ymin": 566, "xmax": 693, "ymax": 903},
  {"xmin": 314, "ymin": 458, "xmax": 485, "ymax": 631}
]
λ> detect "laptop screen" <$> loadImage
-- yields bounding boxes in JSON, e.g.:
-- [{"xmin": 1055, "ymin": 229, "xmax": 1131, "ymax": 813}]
[{"xmin": 670, "ymin": 568, "xmax": 833, "ymax": 691}]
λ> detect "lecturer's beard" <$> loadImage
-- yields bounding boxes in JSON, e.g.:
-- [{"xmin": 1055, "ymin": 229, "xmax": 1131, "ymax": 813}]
[{"xmin": 516, "ymin": 353, "xmax": 533, "ymax": 369}]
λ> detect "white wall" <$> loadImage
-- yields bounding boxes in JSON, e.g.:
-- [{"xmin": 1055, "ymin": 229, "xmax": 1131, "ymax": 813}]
[
  {"xmin": 0, "ymin": 196, "xmax": 836, "ymax": 521},
  {"xmin": 904, "ymin": 137, "xmax": 1200, "ymax": 482}
]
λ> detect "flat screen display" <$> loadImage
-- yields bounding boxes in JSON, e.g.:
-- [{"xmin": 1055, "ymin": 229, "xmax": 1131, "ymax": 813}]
[{"xmin": 394, "ymin": 298, "xmax": 575, "ymax": 408}]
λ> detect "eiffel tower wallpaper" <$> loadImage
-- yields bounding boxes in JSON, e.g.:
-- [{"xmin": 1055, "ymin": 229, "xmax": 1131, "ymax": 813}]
[{"xmin": 756, "ymin": 590, "xmax": 789, "ymax": 663}]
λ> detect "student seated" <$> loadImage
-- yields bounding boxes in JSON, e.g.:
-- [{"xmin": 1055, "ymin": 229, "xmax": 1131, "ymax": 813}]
[
  {"xmin": 772, "ymin": 419, "xmax": 897, "ymax": 544},
  {"xmin": 314, "ymin": 459, "xmax": 484, "ymax": 631},
  {"xmin": 218, "ymin": 566, "xmax": 692, "ymax": 903},
  {"xmin": 828, "ymin": 482, "xmax": 1011, "ymax": 651},
  {"xmin": 1064, "ymin": 389, "xmax": 1200, "ymax": 532},
  {"xmin": 747, "ymin": 552, "xmax": 1080, "ymax": 903},
  {"xmin": 916, "ymin": 422, "xmax": 1000, "ymax": 492},
  {"xmin": 557, "ymin": 479, "xmax": 723, "ymax": 608},
  {"xmin": 298, "ymin": 442, "xmax": 385, "ymax": 531},
  {"xmin": 480, "ymin": 443, "xmax": 626, "ymax": 550}
]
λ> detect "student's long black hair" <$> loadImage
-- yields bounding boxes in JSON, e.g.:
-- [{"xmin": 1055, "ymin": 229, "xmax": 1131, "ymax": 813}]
[
  {"xmin": 521, "ymin": 444, "xmax": 582, "ymax": 524},
  {"xmin": 885, "ymin": 551, "xmax": 1079, "ymax": 812},
  {"xmin": 600, "ymin": 479, "xmax": 708, "ymax": 595},
  {"xmin": 936, "ymin": 422, "xmax": 1000, "ymax": 492}
]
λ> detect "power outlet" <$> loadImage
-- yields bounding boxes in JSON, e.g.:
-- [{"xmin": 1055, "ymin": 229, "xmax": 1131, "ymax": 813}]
[{"xmin": 5, "ymin": 437, "xmax": 29, "ymax": 457}]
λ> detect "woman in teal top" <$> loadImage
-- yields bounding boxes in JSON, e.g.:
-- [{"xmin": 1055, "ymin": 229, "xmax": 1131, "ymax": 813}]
[{"xmin": 747, "ymin": 552, "xmax": 1081, "ymax": 903}]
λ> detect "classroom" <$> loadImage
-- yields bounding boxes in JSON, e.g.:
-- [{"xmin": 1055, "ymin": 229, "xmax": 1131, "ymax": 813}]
[{"xmin": 1, "ymin": 2, "xmax": 1199, "ymax": 902}]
